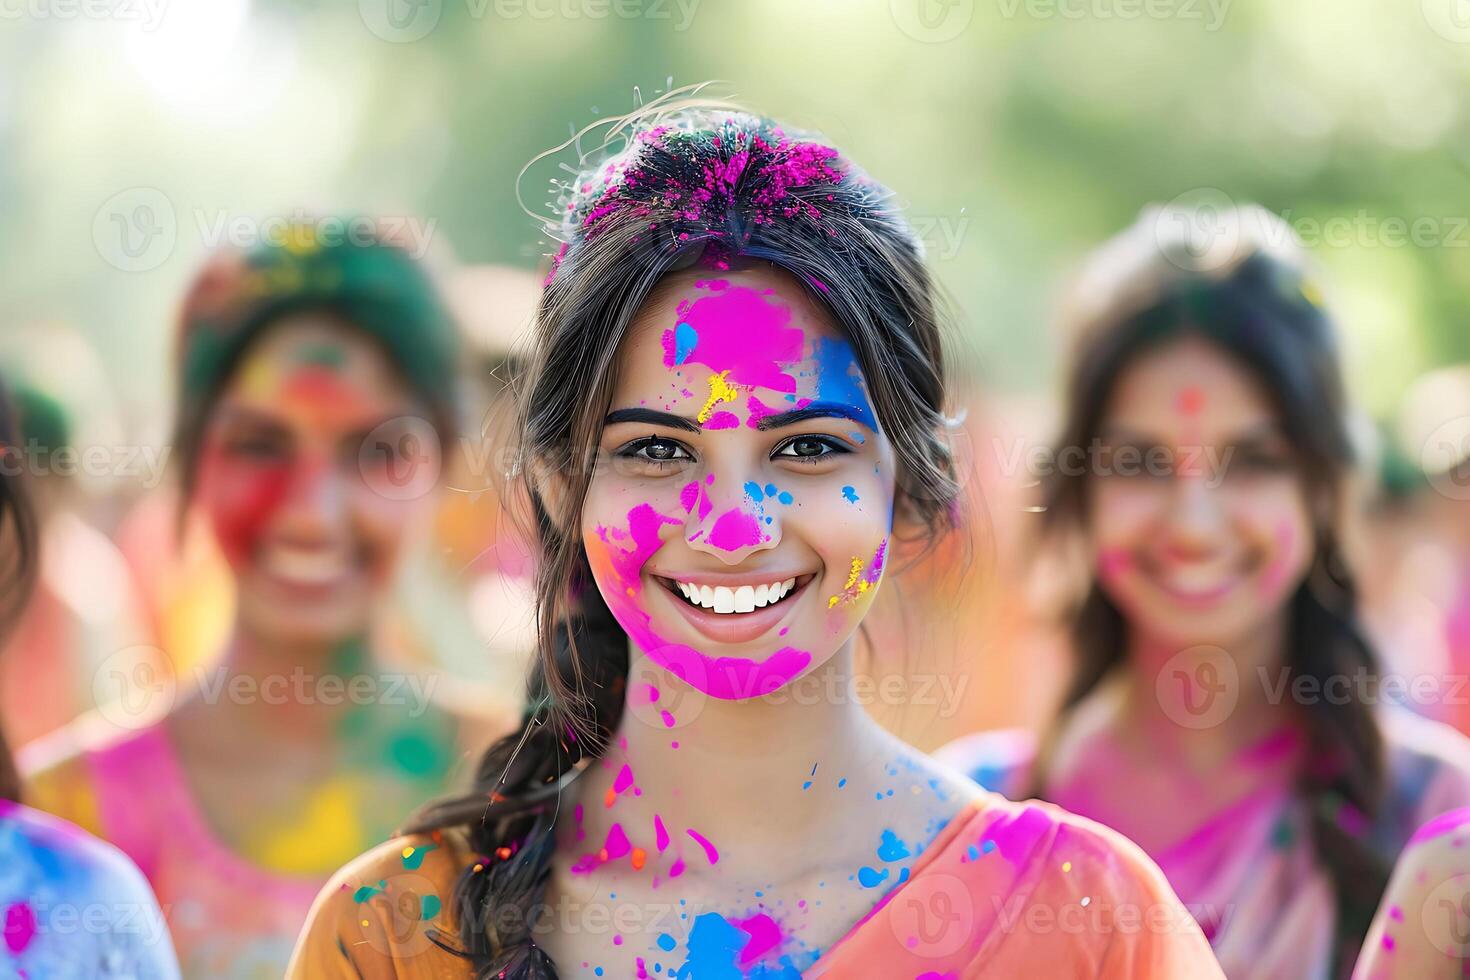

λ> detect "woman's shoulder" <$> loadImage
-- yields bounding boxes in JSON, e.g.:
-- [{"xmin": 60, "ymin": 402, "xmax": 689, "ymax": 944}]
[
  {"xmin": 1354, "ymin": 807, "xmax": 1470, "ymax": 980},
  {"xmin": 0, "ymin": 800, "xmax": 181, "ymax": 977},
  {"xmin": 933, "ymin": 726, "xmax": 1038, "ymax": 797},
  {"xmin": 288, "ymin": 830, "xmax": 477, "ymax": 980},
  {"xmin": 1, "ymin": 799, "xmax": 155, "ymax": 898}
]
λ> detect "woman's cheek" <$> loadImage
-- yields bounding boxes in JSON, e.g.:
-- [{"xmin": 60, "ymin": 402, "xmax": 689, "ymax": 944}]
[
  {"xmin": 808, "ymin": 475, "xmax": 892, "ymax": 633},
  {"xmin": 1231, "ymin": 483, "xmax": 1313, "ymax": 604},
  {"xmin": 197, "ymin": 452, "xmax": 291, "ymax": 567}
]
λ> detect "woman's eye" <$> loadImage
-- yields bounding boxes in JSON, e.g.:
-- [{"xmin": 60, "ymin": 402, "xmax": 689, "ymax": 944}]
[
  {"xmin": 775, "ymin": 436, "xmax": 848, "ymax": 462},
  {"xmin": 616, "ymin": 437, "xmax": 693, "ymax": 467}
]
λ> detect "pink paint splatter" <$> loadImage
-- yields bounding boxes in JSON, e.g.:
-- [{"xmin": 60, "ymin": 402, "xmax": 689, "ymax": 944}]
[
  {"xmin": 665, "ymin": 282, "xmax": 803, "ymax": 391},
  {"xmin": 731, "ymin": 913, "xmax": 783, "ymax": 966},
  {"xmin": 614, "ymin": 764, "xmax": 635, "ymax": 794},
  {"xmin": 4, "ymin": 902, "xmax": 36, "ymax": 954},
  {"xmin": 687, "ymin": 828, "xmax": 720, "ymax": 865},
  {"xmin": 1408, "ymin": 806, "xmax": 1470, "ymax": 846},
  {"xmin": 655, "ymin": 815, "xmax": 671, "ymax": 852},
  {"xmin": 707, "ymin": 508, "xmax": 765, "ymax": 551},
  {"xmin": 704, "ymin": 410, "xmax": 740, "ymax": 429},
  {"xmin": 604, "ymin": 824, "xmax": 632, "ymax": 860}
]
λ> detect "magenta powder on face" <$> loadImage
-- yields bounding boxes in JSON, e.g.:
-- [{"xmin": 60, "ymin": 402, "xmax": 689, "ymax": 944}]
[
  {"xmin": 686, "ymin": 828, "xmax": 720, "ymax": 865},
  {"xmin": 706, "ymin": 508, "xmax": 765, "ymax": 552},
  {"xmin": 661, "ymin": 282, "xmax": 803, "ymax": 392},
  {"xmin": 590, "ymin": 503, "xmax": 814, "ymax": 700},
  {"xmin": 703, "ymin": 410, "xmax": 740, "ymax": 429}
]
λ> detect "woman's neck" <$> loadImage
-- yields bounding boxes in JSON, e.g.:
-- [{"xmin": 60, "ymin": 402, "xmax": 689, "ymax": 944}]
[
  {"xmin": 566, "ymin": 644, "xmax": 918, "ymax": 877},
  {"xmin": 1113, "ymin": 618, "xmax": 1296, "ymax": 771}
]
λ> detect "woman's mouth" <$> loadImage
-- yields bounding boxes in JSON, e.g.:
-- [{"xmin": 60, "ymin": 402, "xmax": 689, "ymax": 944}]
[{"xmin": 649, "ymin": 572, "xmax": 815, "ymax": 646}]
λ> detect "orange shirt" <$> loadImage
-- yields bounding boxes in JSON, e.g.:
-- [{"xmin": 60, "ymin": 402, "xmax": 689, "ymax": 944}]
[{"xmin": 289, "ymin": 792, "xmax": 1223, "ymax": 979}]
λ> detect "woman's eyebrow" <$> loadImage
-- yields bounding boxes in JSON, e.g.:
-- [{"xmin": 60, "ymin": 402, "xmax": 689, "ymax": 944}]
[
  {"xmin": 604, "ymin": 407, "xmax": 701, "ymax": 432},
  {"xmin": 756, "ymin": 402, "xmax": 873, "ymax": 432}
]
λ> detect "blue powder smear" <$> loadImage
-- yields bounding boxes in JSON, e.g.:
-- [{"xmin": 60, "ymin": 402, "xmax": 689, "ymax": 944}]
[
  {"xmin": 857, "ymin": 866, "xmax": 889, "ymax": 888},
  {"xmin": 814, "ymin": 337, "xmax": 877, "ymax": 431},
  {"xmin": 658, "ymin": 933, "xmax": 677, "ymax": 952},
  {"xmin": 673, "ymin": 322, "xmax": 698, "ymax": 365},
  {"xmin": 876, "ymin": 829, "xmax": 910, "ymax": 862},
  {"xmin": 841, "ymin": 486, "xmax": 858, "ymax": 503},
  {"xmin": 673, "ymin": 913, "xmax": 745, "ymax": 980}
]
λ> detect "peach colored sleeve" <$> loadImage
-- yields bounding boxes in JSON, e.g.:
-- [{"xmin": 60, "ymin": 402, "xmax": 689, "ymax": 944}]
[{"xmin": 287, "ymin": 834, "xmax": 472, "ymax": 980}]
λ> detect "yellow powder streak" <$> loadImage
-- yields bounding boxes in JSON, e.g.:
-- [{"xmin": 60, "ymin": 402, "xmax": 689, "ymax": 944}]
[
  {"xmin": 697, "ymin": 370, "xmax": 740, "ymax": 424},
  {"xmin": 828, "ymin": 556, "xmax": 867, "ymax": 608}
]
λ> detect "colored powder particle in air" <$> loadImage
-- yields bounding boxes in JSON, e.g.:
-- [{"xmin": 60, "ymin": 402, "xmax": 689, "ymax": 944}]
[
  {"xmin": 420, "ymin": 894, "xmax": 442, "ymax": 920},
  {"xmin": 704, "ymin": 410, "xmax": 740, "ymax": 429},
  {"xmin": 707, "ymin": 508, "xmax": 765, "ymax": 552},
  {"xmin": 876, "ymin": 829, "xmax": 910, "ymax": 862},
  {"xmin": 698, "ymin": 371, "xmax": 742, "ymax": 424},
  {"xmin": 731, "ymin": 913, "xmax": 783, "ymax": 967},
  {"xmin": 614, "ymin": 764, "xmax": 636, "ymax": 794},
  {"xmin": 655, "ymin": 815, "xmax": 671, "ymax": 852},
  {"xmin": 401, "ymin": 842, "xmax": 438, "ymax": 870},
  {"xmin": 841, "ymin": 486, "xmax": 858, "ymax": 503},
  {"xmin": 857, "ymin": 866, "xmax": 889, "ymax": 888},
  {"xmin": 658, "ymin": 933, "xmax": 678, "ymax": 952},
  {"xmin": 353, "ymin": 880, "xmax": 386, "ymax": 903},
  {"xmin": 674, "ymin": 283, "xmax": 804, "ymax": 392},
  {"xmin": 812, "ymin": 337, "xmax": 877, "ymax": 430},
  {"xmin": 4, "ymin": 902, "xmax": 37, "ymax": 954},
  {"xmin": 687, "ymin": 828, "xmax": 720, "ymax": 865}
]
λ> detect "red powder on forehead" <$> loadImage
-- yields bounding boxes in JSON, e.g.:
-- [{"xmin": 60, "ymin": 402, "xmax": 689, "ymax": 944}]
[{"xmin": 1176, "ymin": 386, "xmax": 1205, "ymax": 416}]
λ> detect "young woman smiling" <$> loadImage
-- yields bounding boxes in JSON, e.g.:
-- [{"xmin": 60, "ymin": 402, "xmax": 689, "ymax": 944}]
[
  {"xmin": 940, "ymin": 206, "xmax": 1470, "ymax": 979},
  {"xmin": 25, "ymin": 225, "xmax": 492, "ymax": 979},
  {"xmin": 289, "ymin": 106, "xmax": 1223, "ymax": 979}
]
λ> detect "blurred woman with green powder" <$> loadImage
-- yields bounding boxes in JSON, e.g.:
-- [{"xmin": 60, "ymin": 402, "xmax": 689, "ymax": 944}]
[{"xmin": 24, "ymin": 221, "xmax": 503, "ymax": 979}]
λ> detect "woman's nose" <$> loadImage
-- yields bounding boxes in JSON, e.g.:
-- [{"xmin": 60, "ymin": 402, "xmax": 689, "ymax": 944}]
[{"xmin": 684, "ymin": 475, "xmax": 780, "ymax": 564}]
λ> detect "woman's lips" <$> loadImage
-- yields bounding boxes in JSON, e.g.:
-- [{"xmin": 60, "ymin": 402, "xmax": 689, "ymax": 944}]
[
  {"xmin": 649, "ymin": 572, "xmax": 815, "ymax": 646},
  {"xmin": 1142, "ymin": 560, "xmax": 1247, "ymax": 606}
]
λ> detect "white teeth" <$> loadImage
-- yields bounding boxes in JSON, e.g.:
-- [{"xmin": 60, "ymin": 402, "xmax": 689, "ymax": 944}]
[
  {"xmin": 734, "ymin": 585, "xmax": 756, "ymax": 613},
  {"xmin": 263, "ymin": 547, "xmax": 349, "ymax": 584},
  {"xmin": 674, "ymin": 578, "xmax": 801, "ymax": 614}
]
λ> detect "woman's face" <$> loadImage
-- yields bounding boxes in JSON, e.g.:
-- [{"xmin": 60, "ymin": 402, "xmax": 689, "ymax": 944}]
[
  {"xmin": 1086, "ymin": 334, "xmax": 1315, "ymax": 653},
  {"xmin": 579, "ymin": 265, "xmax": 896, "ymax": 701},
  {"xmin": 195, "ymin": 315, "xmax": 441, "ymax": 648}
]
